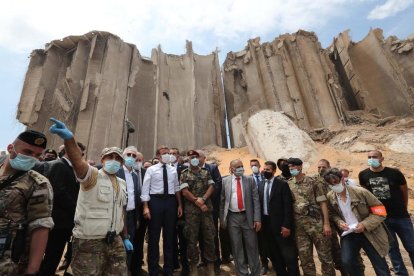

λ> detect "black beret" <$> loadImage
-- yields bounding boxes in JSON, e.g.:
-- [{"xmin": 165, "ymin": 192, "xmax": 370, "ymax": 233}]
[
  {"xmin": 17, "ymin": 130, "xmax": 47, "ymax": 149},
  {"xmin": 43, "ymin": 149, "xmax": 57, "ymax": 156},
  {"xmin": 287, "ymin": 158, "xmax": 303, "ymax": 166},
  {"xmin": 187, "ymin": 150, "xmax": 199, "ymax": 157}
]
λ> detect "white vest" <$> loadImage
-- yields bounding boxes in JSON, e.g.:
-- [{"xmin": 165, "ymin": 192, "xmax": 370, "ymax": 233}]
[{"xmin": 73, "ymin": 169, "xmax": 127, "ymax": 239}]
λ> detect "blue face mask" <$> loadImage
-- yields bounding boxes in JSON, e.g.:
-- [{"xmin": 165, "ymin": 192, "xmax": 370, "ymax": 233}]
[
  {"xmin": 9, "ymin": 152, "xmax": 38, "ymax": 171},
  {"xmin": 190, "ymin": 158, "xmax": 200, "ymax": 167},
  {"xmin": 104, "ymin": 160, "xmax": 121, "ymax": 174},
  {"xmin": 368, "ymin": 158, "xmax": 381, "ymax": 168},
  {"xmin": 289, "ymin": 169, "xmax": 300, "ymax": 176},
  {"xmin": 124, "ymin": 156, "xmax": 136, "ymax": 168}
]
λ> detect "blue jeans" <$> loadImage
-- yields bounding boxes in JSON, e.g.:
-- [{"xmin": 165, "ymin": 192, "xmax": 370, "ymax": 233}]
[
  {"xmin": 341, "ymin": 233, "xmax": 390, "ymax": 276},
  {"xmin": 385, "ymin": 217, "xmax": 414, "ymax": 275}
]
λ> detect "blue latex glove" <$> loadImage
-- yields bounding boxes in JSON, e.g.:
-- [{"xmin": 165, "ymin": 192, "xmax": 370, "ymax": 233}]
[
  {"xmin": 49, "ymin": 117, "xmax": 74, "ymax": 140},
  {"xmin": 123, "ymin": 239, "xmax": 134, "ymax": 251}
]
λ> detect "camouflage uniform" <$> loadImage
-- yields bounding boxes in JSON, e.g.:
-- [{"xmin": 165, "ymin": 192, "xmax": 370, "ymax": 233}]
[
  {"xmin": 288, "ymin": 175, "xmax": 335, "ymax": 276},
  {"xmin": 180, "ymin": 168, "xmax": 216, "ymax": 265},
  {"xmin": 316, "ymin": 174, "xmax": 344, "ymax": 272},
  {"xmin": 71, "ymin": 236, "xmax": 127, "ymax": 275},
  {"xmin": 0, "ymin": 166, "xmax": 54, "ymax": 275}
]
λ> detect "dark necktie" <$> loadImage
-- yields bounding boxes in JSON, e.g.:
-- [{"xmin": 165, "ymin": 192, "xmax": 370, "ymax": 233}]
[
  {"xmin": 265, "ymin": 180, "xmax": 271, "ymax": 212},
  {"xmin": 255, "ymin": 175, "xmax": 260, "ymax": 185},
  {"xmin": 163, "ymin": 164, "xmax": 168, "ymax": 195}
]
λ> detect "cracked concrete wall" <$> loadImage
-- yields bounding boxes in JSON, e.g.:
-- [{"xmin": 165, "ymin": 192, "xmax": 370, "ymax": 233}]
[
  {"xmin": 17, "ymin": 32, "xmax": 226, "ymax": 161},
  {"xmin": 224, "ymin": 29, "xmax": 414, "ymax": 147},
  {"xmin": 223, "ymin": 31, "xmax": 345, "ymax": 147}
]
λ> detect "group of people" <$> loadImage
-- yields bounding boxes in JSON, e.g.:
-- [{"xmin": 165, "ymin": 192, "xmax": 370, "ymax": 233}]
[{"xmin": 0, "ymin": 117, "xmax": 413, "ymax": 276}]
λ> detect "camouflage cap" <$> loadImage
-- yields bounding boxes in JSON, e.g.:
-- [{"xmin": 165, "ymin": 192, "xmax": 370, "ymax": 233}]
[
  {"xmin": 287, "ymin": 157, "xmax": 303, "ymax": 166},
  {"xmin": 101, "ymin": 147, "xmax": 123, "ymax": 159},
  {"xmin": 17, "ymin": 130, "xmax": 47, "ymax": 149},
  {"xmin": 187, "ymin": 149, "xmax": 199, "ymax": 157}
]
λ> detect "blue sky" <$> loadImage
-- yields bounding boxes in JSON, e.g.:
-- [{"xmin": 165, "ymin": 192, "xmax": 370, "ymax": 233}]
[{"xmin": 1, "ymin": 0, "xmax": 414, "ymax": 151}]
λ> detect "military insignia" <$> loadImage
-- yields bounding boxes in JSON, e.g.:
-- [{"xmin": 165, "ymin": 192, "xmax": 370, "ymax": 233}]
[{"xmin": 34, "ymin": 138, "xmax": 45, "ymax": 145}]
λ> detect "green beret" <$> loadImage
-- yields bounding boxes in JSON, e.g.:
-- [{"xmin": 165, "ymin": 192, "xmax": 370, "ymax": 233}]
[{"xmin": 17, "ymin": 130, "xmax": 47, "ymax": 149}]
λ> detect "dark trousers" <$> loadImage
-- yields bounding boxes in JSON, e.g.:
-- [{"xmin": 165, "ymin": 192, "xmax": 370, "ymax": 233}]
[
  {"xmin": 262, "ymin": 216, "xmax": 299, "ymax": 276},
  {"xmin": 133, "ymin": 212, "xmax": 148, "ymax": 273},
  {"xmin": 39, "ymin": 228, "xmax": 73, "ymax": 275},
  {"xmin": 127, "ymin": 209, "xmax": 144, "ymax": 276},
  {"xmin": 148, "ymin": 196, "xmax": 177, "ymax": 276},
  {"xmin": 341, "ymin": 233, "xmax": 390, "ymax": 276},
  {"xmin": 178, "ymin": 219, "xmax": 189, "ymax": 272},
  {"xmin": 386, "ymin": 217, "xmax": 414, "ymax": 276}
]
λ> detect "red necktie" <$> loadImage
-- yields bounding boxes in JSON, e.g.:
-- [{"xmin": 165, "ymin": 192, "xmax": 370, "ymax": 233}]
[{"xmin": 236, "ymin": 177, "xmax": 244, "ymax": 210}]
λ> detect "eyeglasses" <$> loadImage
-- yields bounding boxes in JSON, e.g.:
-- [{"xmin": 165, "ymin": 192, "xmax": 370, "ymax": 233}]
[{"xmin": 126, "ymin": 153, "xmax": 137, "ymax": 158}]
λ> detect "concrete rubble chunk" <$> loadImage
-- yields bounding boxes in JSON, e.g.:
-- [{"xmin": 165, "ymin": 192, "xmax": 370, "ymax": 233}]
[
  {"xmin": 387, "ymin": 133, "xmax": 414, "ymax": 154},
  {"xmin": 349, "ymin": 142, "xmax": 376, "ymax": 153},
  {"xmin": 242, "ymin": 110, "xmax": 317, "ymax": 170}
]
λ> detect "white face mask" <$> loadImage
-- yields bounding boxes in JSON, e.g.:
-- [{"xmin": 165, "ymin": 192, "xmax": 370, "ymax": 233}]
[
  {"xmin": 161, "ymin": 154, "xmax": 170, "ymax": 164},
  {"xmin": 330, "ymin": 184, "xmax": 344, "ymax": 194},
  {"xmin": 251, "ymin": 166, "xmax": 259, "ymax": 174},
  {"xmin": 133, "ymin": 162, "xmax": 142, "ymax": 171},
  {"xmin": 170, "ymin": 154, "xmax": 177, "ymax": 164}
]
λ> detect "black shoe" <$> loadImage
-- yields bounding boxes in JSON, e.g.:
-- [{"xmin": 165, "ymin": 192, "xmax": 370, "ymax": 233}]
[
  {"xmin": 221, "ymin": 257, "xmax": 232, "ymax": 264},
  {"xmin": 197, "ymin": 261, "xmax": 207, "ymax": 268},
  {"xmin": 214, "ymin": 263, "xmax": 221, "ymax": 275},
  {"xmin": 261, "ymin": 266, "xmax": 269, "ymax": 275}
]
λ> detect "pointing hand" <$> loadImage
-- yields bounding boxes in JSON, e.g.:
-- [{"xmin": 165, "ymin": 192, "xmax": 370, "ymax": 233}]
[{"xmin": 49, "ymin": 117, "xmax": 74, "ymax": 140}]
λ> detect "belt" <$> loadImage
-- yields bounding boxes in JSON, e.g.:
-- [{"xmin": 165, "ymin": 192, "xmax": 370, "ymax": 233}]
[
  {"xmin": 229, "ymin": 210, "xmax": 246, "ymax": 214},
  {"xmin": 150, "ymin": 194, "xmax": 175, "ymax": 199}
]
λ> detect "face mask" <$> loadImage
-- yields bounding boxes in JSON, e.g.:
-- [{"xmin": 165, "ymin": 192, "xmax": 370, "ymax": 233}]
[
  {"xmin": 9, "ymin": 151, "xmax": 38, "ymax": 171},
  {"xmin": 190, "ymin": 158, "xmax": 200, "ymax": 167},
  {"xmin": 319, "ymin": 169, "xmax": 326, "ymax": 176},
  {"xmin": 170, "ymin": 155, "xmax": 177, "ymax": 164},
  {"xmin": 251, "ymin": 166, "xmax": 259, "ymax": 174},
  {"xmin": 124, "ymin": 156, "xmax": 136, "ymax": 167},
  {"xmin": 161, "ymin": 154, "xmax": 170, "ymax": 164},
  {"xmin": 290, "ymin": 169, "xmax": 300, "ymax": 176},
  {"xmin": 183, "ymin": 162, "xmax": 190, "ymax": 167},
  {"xmin": 263, "ymin": 171, "xmax": 273, "ymax": 180},
  {"xmin": 330, "ymin": 184, "xmax": 344, "ymax": 194},
  {"xmin": 104, "ymin": 160, "xmax": 121, "ymax": 174},
  {"xmin": 368, "ymin": 158, "xmax": 381, "ymax": 168},
  {"xmin": 234, "ymin": 167, "xmax": 245, "ymax": 177},
  {"xmin": 133, "ymin": 162, "xmax": 142, "ymax": 171}
]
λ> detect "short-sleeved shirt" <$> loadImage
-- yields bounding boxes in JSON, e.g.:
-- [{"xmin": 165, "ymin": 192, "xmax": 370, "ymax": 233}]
[
  {"xmin": 288, "ymin": 175, "xmax": 327, "ymax": 218},
  {"xmin": 180, "ymin": 168, "xmax": 214, "ymax": 212},
  {"xmin": 359, "ymin": 167, "xmax": 408, "ymax": 218}
]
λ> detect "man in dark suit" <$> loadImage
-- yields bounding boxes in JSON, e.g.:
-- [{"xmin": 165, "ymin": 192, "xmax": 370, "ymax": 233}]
[
  {"xmin": 116, "ymin": 146, "xmax": 146, "ymax": 275},
  {"xmin": 36, "ymin": 142, "xmax": 85, "ymax": 275},
  {"xmin": 220, "ymin": 159, "xmax": 261, "ymax": 276},
  {"xmin": 258, "ymin": 161, "xmax": 299, "ymax": 276}
]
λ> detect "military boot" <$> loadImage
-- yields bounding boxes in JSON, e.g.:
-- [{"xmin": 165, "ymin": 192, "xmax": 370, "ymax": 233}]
[
  {"xmin": 189, "ymin": 263, "xmax": 198, "ymax": 276},
  {"xmin": 206, "ymin": 263, "xmax": 215, "ymax": 276}
]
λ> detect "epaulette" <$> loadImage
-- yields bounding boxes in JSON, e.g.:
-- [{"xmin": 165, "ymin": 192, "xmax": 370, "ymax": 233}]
[{"xmin": 28, "ymin": 170, "xmax": 50, "ymax": 186}]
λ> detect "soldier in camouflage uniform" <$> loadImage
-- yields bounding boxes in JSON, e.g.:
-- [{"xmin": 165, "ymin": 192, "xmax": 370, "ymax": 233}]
[
  {"xmin": 180, "ymin": 150, "xmax": 216, "ymax": 276},
  {"xmin": 0, "ymin": 130, "xmax": 54, "ymax": 275},
  {"xmin": 287, "ymin": 158, "xmax": 335, "ymax": 276},
  {"xmin": 317, "ymin": 159, "xmax": 347, "ymax": 276}
]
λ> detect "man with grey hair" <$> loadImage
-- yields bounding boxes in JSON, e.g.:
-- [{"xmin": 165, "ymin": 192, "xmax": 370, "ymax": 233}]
[
  {"xmin": 116, "ymin": 146, "xmax": 142, "ymax": 275},
  {"xmin": 220, "ymin": 159, "xmax": 261, "ymax": 276}
]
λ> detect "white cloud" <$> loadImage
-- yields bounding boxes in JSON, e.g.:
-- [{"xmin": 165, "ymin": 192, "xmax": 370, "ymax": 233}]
[
  {"xmin": 0, "ymin": 0, "xmax": 365, "ymax": 56},
  {"xmin": 368, "ymin": 0, "xmax": 414, "ymax": 19}
]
